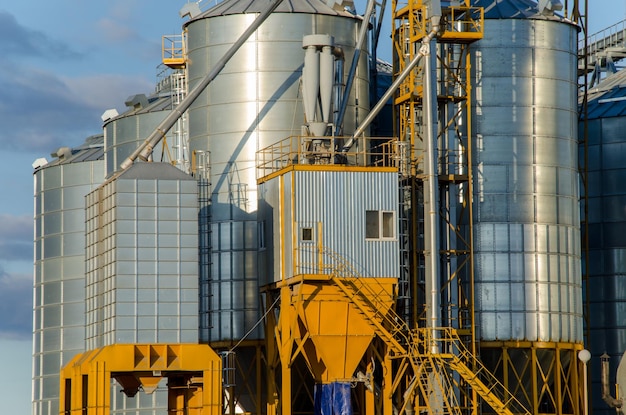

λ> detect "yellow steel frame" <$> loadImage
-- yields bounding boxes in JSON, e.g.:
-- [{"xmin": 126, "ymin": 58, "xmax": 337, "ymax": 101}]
[
  {"xmin": 392, "ymin": 0, "xmax": 481, "ymax": 342},
  {"xmin": 59, "ymin": 344, "xmax": 222, "ymax": 415},
  {"xmin": 162, "ymin": 32, "xmax": 187, "ymax": 69},
  {"xmin": 480, "ymin": 342, "xmax": 585, "ymax": 415},
  {"xmin": 209, "ymin": 340, "xmax": 266, "ymax": 415}
]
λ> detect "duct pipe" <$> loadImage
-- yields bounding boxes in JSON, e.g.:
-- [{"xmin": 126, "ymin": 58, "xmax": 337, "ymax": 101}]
[
  {"xmin": 332, "ymin": 48, "xmax": 345, "ymax": 128},
  {"xmin": 320, "ymin": 45, "xmax": 334, "ymax": 123},
  {"xmin": 601, "ymin": 353, "xmax": 623, "ymax": 409},
  {"xmin": 423, "ymin": 16, "xmax": 441, "ymax": 355},
  {"xmin": 119, "ymin": 0, "xmax": 284, "ymax": 171},
  {"xmin": 303, "ymin": 44, "xmax": 321, "ymax": 123},
  {"xmin": 335, "ymin": 0, "xmax": 376, "ymax": 136},
  {"xmin": 343, "ymin": 17, "xmax": 440, "ymax": 153}
]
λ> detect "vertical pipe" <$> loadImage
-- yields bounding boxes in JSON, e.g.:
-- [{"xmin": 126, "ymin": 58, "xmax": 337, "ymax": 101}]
[
  {"xmin": 422, "ymin": 0, "xmax": 442, "ymax": 352},
  {"xmin": 423, "ymin": 37, "xmax": 441, "ymax": 352},
  {"xmin": 336, "ymin": 0, "xmax": 377, "ymax": 135},
  {"xmin": 303, "ymin": 45, "xmax": 320, "ymax": 123},
  {"xmin": 333, "ymin": 50, "xmax": 345, "ymax": 128},
  {"xmin": 320, "ymin": 45, "xmax": 334, "ymax": 123}
]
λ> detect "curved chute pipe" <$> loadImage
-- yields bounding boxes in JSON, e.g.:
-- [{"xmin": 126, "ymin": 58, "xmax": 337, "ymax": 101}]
[{"xmin": 119, "ymin": 0, "xmax": 285, "ymax": 172}]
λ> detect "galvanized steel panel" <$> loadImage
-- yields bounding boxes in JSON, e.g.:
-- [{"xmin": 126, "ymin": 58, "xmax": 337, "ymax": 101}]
[
  {"xmin": 581, "ymin": 83, "xmax": 626, "ymax": 382},
  {"xmin": 104, "ymin": 109, "xmax": 170, "ymax": 176},
  {"xmin": 472, "ymin": 18, "xmax": 582, "ymax": 343},
  {"xmin": 292, "ymin": 170, "xmax": 399, "ymax": 278},
  {"xmin": 33, "ymin": 137, "xmax": 104, "ymax": 415},
  {"xmin": 84, "ymin": 163, "xmax": 198, "ymax": 350}
]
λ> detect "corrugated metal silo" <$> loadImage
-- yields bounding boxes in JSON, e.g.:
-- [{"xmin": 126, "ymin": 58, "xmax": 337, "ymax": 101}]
[
  {"xmin": 184, "ymin": 0, "xmax": 369, "ymax": 343},
  {"xmin": 470, "ymin": 0, "xmax": 583, "ymax": 413},
  {"xmin": 103, "ymin": 74, "xmax": 185, "ymax": 176},
  {"xmin": 32, "ymin": 135, "xmax": 105, "ymax": 415},
  {"xmin": 84, "ymin": 162, "xmax": 199, "ymax": 415},
  {"xmin": 580, "ymin": 70, "xmax": 626, "ymax": 415}
]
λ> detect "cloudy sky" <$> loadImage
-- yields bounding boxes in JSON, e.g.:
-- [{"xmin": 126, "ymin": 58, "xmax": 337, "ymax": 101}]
[
  {"xmin": 0, "ymin": 0, "xmax": 622, "ymax": 414},
  {"xmin": 0, "ymin": 1, "xmax": 188, "ymax": 413}
]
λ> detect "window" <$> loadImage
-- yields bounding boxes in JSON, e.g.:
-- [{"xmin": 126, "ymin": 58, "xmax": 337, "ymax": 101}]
[
  {"xmin": 258, "ymin": 221, "xmax": 266, "ymax": 250},
  {"xmin": 301, "ymin": 227, "xmax": 313, "ymax": 242},
  {"xmin": 366, "ymin": 210, "xmax": 395, "ymax": 240},
  {"xmin": 366, "ymin": 211, "xmax": 379, "ymax": 238}
]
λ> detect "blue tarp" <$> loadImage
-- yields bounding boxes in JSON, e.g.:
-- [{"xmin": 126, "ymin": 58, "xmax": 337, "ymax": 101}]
[{"xmin": 314, "ymin": 382, "xmax": 352, "ymax": 415}]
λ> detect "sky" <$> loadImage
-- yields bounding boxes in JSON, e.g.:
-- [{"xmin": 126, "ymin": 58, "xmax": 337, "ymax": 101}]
[{"xmin": 0, "ymin": 1, "xmax": 622, "ymax": 414}]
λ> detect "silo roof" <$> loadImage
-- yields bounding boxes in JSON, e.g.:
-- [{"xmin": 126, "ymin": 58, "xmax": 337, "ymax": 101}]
[
  {"xmin": 38, "ymin": 134, "xmax": 104, "ymax": 170},
  {"xmin": 105, "ymin": 94, "xmax": 173, "ymax": 125},
  {"xmin": 194, "ymin": 0, "xmax": 355, "ymax": 19},
  {"xmin": 586, "ymin": 71, "xmax": 626, "ymax": 119},
  {"xmin": 471, "ymin": 0, "xmax": 542, "ymax": 19},
  {"xmin": 117, "ymin": 162, "xmax": 195, "ymax": 181}
]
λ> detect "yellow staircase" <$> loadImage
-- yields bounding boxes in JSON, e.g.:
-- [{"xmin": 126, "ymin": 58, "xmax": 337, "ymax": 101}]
[{"xmin": 326, "ymin": 267, "xmax": 531, "ymax": 415}]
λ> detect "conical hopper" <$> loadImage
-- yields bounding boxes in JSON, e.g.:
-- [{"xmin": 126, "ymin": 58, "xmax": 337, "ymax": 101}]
[{"xmin": 295, "ymin": 277, "xmax": 396, "ymax": 382}]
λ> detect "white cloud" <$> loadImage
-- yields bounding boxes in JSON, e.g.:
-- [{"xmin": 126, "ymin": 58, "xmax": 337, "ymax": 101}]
[
  {"xmin": 63, "ymin": 74, "xmax": 154, "ymax": 112},
  {"xmin": 96, "ymin": 17, "xmax": 141, "ymax": 43}
]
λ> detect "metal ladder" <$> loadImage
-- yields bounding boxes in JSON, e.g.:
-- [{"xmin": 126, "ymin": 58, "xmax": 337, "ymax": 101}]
[
  {"xmin": 196, "ymin": 151, "xmax": 213, "ymax": 339},
  {"xmin": 323, "ymin": 257, "xmax": 530, "ymax": 415}
]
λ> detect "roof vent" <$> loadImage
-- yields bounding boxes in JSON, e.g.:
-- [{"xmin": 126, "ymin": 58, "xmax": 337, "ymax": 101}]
[
  {"xmin": 32, "ymin": 158, "xmax": 48, "ymax": 169},
  {"xmin": 101, "ymin": 109, "xmax": 119, "ymax": 122},
  {"xmin": 51, "ymin": 147, "xmax": 72, "ymax": 160},
  {"xmin": 537, "ymin": 0, "xmax": 563, "ymax": 15},
  {"xmin": 180, "ymin": 3, "xmax": 202, "ymax": 19},
  {"xmin": 125, "ymin": 94, "xmax": 149, "ymax": 110}
]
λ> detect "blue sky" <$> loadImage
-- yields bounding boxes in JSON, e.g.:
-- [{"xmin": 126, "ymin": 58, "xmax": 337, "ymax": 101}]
[{"xmin": 0, "ymin": 0, "xmax": 621, "ymax": 414}]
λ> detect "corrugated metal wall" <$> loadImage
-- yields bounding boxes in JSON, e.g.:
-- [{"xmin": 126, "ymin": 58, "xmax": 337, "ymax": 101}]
[{"xmin": 260, "ymin": 168, "xmax": 399, "ymax": 282}]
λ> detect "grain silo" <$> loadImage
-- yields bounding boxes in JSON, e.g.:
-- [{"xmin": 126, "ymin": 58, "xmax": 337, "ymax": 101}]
[
  {"xmin": 471, "ymin": 1, "xmax": 583, "ymax": 413},
  {"xmin": 103, "ymin": 71, "xmax": 188, "ymax": 176},
  {"xmin": 183, "ymin": 0, "xmax": 369, "ymax": 343},
  {"xmin": 580, "ymin": 69, "xmax": 626, "ymax": 415},
  {"xmin": 32, "ymin": 135, "xmax": 104, "ymax": 415},
  {"xmin": 83, "ymin": 162, "xmax": 200, "ymax": 415}
]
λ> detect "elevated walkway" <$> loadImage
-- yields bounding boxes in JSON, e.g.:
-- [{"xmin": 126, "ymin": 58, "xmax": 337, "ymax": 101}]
[{"xmin": 579, "ymin": 19, "xmax": 626, "ymax": 77}]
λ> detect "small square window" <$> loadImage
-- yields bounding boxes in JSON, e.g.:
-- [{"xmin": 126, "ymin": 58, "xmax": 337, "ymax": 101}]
[{"xmin": 301, "ymin": 227, "xmax": 313, "ymax": 241}]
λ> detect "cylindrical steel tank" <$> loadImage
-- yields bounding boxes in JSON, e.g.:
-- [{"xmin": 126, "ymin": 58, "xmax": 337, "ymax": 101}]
[
  {"xmin": 472, "ymin": 4, "xmax": 581, "ymax": 344},
  {"xmin": 580, "ymin": 69, "xmax": 626, "ymax": 415},
  {"xmin": 103, "ymin": 73, "xmax": 184, "ymax": 176},
  {"xmin": 470, "ymin": 1, "xmax": 583, "ymax": 413},
  {"xmin": 184, "ymin": 0, "xmax": 369, "ymax": 342},
  {"xmin": 32, "ymin": 135, "xmax": 104, "ymax": 415}
]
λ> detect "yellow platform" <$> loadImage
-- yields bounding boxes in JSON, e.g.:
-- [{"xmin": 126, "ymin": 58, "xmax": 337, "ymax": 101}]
[{"xmin": 59, "ymin": 343, "xmax": 222, "ymax": 415}]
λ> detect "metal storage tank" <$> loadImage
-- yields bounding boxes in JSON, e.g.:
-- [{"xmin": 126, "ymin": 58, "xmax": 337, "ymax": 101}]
[
  {"xmin": 184, "ymin": 0, "xmax": 370, "ymax": 342},
  {"xmin": 103, "ymin": 71, "xmax": 186, "ymax": 176},
  {"xmin": 470, "ymin": 0, "xmax": 583, "ymax": 413},
  {"xmin": 84, "ymin": 162, "xmax": 199, "ymax": 415},
  {"xmin": 580, "ymin": 69, "xmax": 626, "ymax": 415},
  {"xmin": 32, "ymin": 135, "xmax": 105, "ymax": 415}
]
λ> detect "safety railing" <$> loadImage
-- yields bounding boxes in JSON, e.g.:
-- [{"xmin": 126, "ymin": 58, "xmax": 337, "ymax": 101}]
[
  {"xmin": 294, "ymin": 244, "xmax": 529, "ymax": 415},
  {"xmin": 256, "ymin": 135, "xmax": 403, "ymax": 178},
  {"xmin": 415, "ymin": 327, "xmax": 532, "ymax": 415},
  {"xmin": 580, "ymin": 18, "xmax": 626, "ymax": 58},
  {"xmin": 162, "ymin": 34, "xmax": 186, "ymax": 68},
  {"xmin": 439, "ymin": 6, "xmax": 484, "ymax": 43}
]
